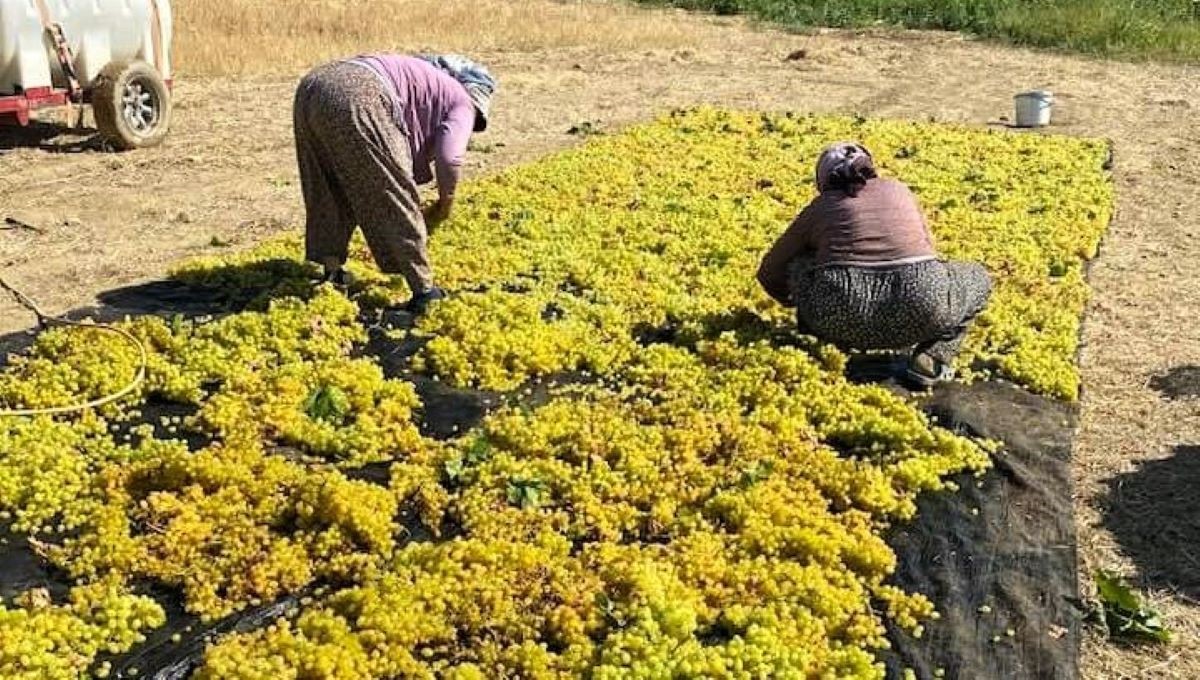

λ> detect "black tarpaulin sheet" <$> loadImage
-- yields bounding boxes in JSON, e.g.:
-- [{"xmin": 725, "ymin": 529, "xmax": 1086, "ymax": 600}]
[{"xmin": 881, "ymin": 381, "xmax": 1081, "ymax": 680}]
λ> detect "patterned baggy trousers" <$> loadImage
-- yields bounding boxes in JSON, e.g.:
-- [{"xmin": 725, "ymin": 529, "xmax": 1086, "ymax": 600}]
[
  {"xmin": 790, "ymin": 259, "xmax": 993, "ymax": 365},
  {"xmin": 293, "ymin": 60, "xmax": 433, "ymax": 294}
]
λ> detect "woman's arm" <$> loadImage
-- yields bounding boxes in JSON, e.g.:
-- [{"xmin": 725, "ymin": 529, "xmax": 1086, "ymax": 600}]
[
  {"xmin": 900, "ymin": 181, "xmax": 936, "ymax": 251},
  {"xmin": 430, "ymin": 100, "xmax": 477, "ymax": 223},
  {"xmin": 757, "ymin": 207, "xmax": 816, "ymax": 305}
]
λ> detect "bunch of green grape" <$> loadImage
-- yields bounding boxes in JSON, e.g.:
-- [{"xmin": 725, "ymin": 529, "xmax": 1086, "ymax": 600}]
[
  {"xmin": 195, "ymin": 356, "xmax": 429, "ymax": 466},
  {"xmin": 48, "ymin": 439, "xmax": 400, "ymax": 620},
  {"xmin": 0, "ymin": 579, "xmax": 164, "ymax": 680}
]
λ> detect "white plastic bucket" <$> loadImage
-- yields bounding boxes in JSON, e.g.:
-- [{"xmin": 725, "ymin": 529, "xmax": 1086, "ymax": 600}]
[{"xmin": 1014, "ymin": 90, "xmax": 1054, "ymax": 128}]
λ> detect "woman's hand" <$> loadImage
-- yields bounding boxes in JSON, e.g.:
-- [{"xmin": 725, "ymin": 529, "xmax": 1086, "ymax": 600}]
[{"xmin": 423, "ymin": 199, "xmax": 452, "ymax": 229}]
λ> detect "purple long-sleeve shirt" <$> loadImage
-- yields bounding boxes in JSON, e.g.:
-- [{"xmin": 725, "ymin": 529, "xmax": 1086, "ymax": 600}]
[{"xmin": 350, "ymin": 54, "xmax": 475, "ymax": 202}]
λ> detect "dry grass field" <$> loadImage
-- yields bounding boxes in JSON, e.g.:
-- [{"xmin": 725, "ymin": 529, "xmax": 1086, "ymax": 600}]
[
  {"xmin": 174, "ymin": 0, "xmax": 698, "ymax": 77},
  {"xmin": 2, "ymin": 1, "xmax": 1199, "ymax": 678}
]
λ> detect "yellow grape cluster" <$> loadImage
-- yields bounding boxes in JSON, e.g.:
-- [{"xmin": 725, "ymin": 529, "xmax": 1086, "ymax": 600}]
[
  {"xmin": 0, "ymin": 579, "xmax": 164, "ymax": 680},
  {"xmin": 0, "ymin": 109, "xmax": 1105, "ymax": 678},
  {"xmin": 197, "ymin": 337, "xmax": 986, "ymax": 678},
  {"xmin": 45, "ymin": 439, "xmax": 400, "ymax": 620},
  {"xmin": 0, "ymin": 292, "xmax": 438, "ymax": 625},
  {"xmin": 0, "ymin": 288, "xmax": 364, "ymax": 413},
  {"xmin": 412, "ymin": 288, "xmax": 637, "ymax": 390},
  {"xmin": 0, "ymin": 325, "xmax": 144, "ymax": 415},
  {"xmin": 141, "ymin": 287, "xmax": 367, "ymax": 404},
  {"xmin": 171, "ymin": 239, "xmax": 410, "ymax": 313},
  {"xmin": 195, "ymin": 356, "xmax": 429, "ymax": 466},
  {"xmin": 0, "ymin": 415, "xmax": 137, "ymax": 535}
]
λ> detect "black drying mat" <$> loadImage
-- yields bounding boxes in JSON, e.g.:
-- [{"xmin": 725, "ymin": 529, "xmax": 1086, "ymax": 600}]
[{"xmin": 882, "ymin": 381, "xmax": 1081, "ymax": 680}]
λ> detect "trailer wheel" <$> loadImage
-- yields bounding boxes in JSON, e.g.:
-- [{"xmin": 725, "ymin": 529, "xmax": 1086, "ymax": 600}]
[{"xmin": 92, "ymin": 60, "xmax": 171, "ymax": 150}]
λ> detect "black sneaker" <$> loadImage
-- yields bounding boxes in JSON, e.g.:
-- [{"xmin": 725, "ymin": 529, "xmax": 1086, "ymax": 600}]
[
  {"xmin": 402, "ymin": 286, "xmax": 448, "ymax": 316},
  {"xmin": 905, "ymin": 352, "xmax": 954, "ymax": 390}
]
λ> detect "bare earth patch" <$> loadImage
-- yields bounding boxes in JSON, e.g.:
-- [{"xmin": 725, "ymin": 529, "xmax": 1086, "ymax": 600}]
[{"xmin": 1, "ymin": 3, "xmax": 1198, "ymax": 677}]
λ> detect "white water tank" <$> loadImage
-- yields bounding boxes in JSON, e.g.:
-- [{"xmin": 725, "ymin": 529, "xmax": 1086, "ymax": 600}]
[{"xmin": 0, "ymin": 0, "xmax": 172, "ymax": 95}]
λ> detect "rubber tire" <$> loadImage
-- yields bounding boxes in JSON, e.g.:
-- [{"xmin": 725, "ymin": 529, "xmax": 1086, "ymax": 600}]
[{"xmin": 92, "ymin": 60, "xmax": 172, "ymax": 150}]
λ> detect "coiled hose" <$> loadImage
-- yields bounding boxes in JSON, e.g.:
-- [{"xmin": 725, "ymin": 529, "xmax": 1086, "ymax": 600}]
[{"xmin": 0, "ymin": 277, "xmax": 146, "ymax": 417}]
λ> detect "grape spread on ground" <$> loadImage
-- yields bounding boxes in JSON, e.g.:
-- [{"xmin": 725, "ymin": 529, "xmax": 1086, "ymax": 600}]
[{"xmin": 0, "ymin": 109, "xmax": 1112, "ymax": 679}]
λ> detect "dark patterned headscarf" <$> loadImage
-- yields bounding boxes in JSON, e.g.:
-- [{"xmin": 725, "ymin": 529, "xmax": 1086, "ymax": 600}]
[{"xmin": 816, "ymin": 141, "xmax": 877, "ymax": 196}]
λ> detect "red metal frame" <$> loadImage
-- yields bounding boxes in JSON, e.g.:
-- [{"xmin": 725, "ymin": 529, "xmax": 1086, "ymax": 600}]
[
  {"xmin": 0, "ymin": 86, "xmax": 71, "ymax": 126},
  {"xmin": 0, "ymin": 79, "xmax": 172, "ymax": 127}
]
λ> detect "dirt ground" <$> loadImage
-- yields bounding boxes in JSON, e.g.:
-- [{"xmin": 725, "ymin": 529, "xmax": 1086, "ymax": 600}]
[{"xmin": 1, "ymin": 6, "xmax": 1198, "ymax": 678}]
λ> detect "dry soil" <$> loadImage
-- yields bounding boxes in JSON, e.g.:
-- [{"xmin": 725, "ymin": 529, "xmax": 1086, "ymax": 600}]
[{"xmin": 1, "ymin": 8, "xmax": 1198, "ymax": 678}]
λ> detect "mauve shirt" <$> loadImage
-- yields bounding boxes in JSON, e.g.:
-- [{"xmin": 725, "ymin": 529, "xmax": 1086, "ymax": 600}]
[
  {"xmin": 757, "ymin": 178, "xmax": 936, "ymax": 304},
  {"xmin": 350, "ymin": 54, "xmax": 475, "ymax": 201}
]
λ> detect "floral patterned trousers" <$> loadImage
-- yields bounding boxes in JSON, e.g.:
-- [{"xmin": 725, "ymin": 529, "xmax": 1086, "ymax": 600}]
[
  {"xmin": 790, "ymin": 258, "xmax": 992, "ymax": 364},
  {"xmin": 294, "ymin": 60, "xmax": 433, "ymax": 293}
]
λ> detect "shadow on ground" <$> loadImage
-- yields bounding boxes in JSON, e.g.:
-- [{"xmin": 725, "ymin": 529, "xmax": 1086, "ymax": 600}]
[
  {"xmin": 1102, "ymin": 445, "xmax": 1200, "ymax": 599},
  {"xmin": 0, "ymin": 121, "xmax": 108, "ymax": 154},
  {"xmin": 0, "ymin": 260, "xmax": 317, "ymax": 361},
  {"xmin": 1150, "ymin": 365, "xmax": 1200, "ymax": 400},
  {"xmin": 93, "ymin": 258, "xmax": 318, "ymax": 318}
]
